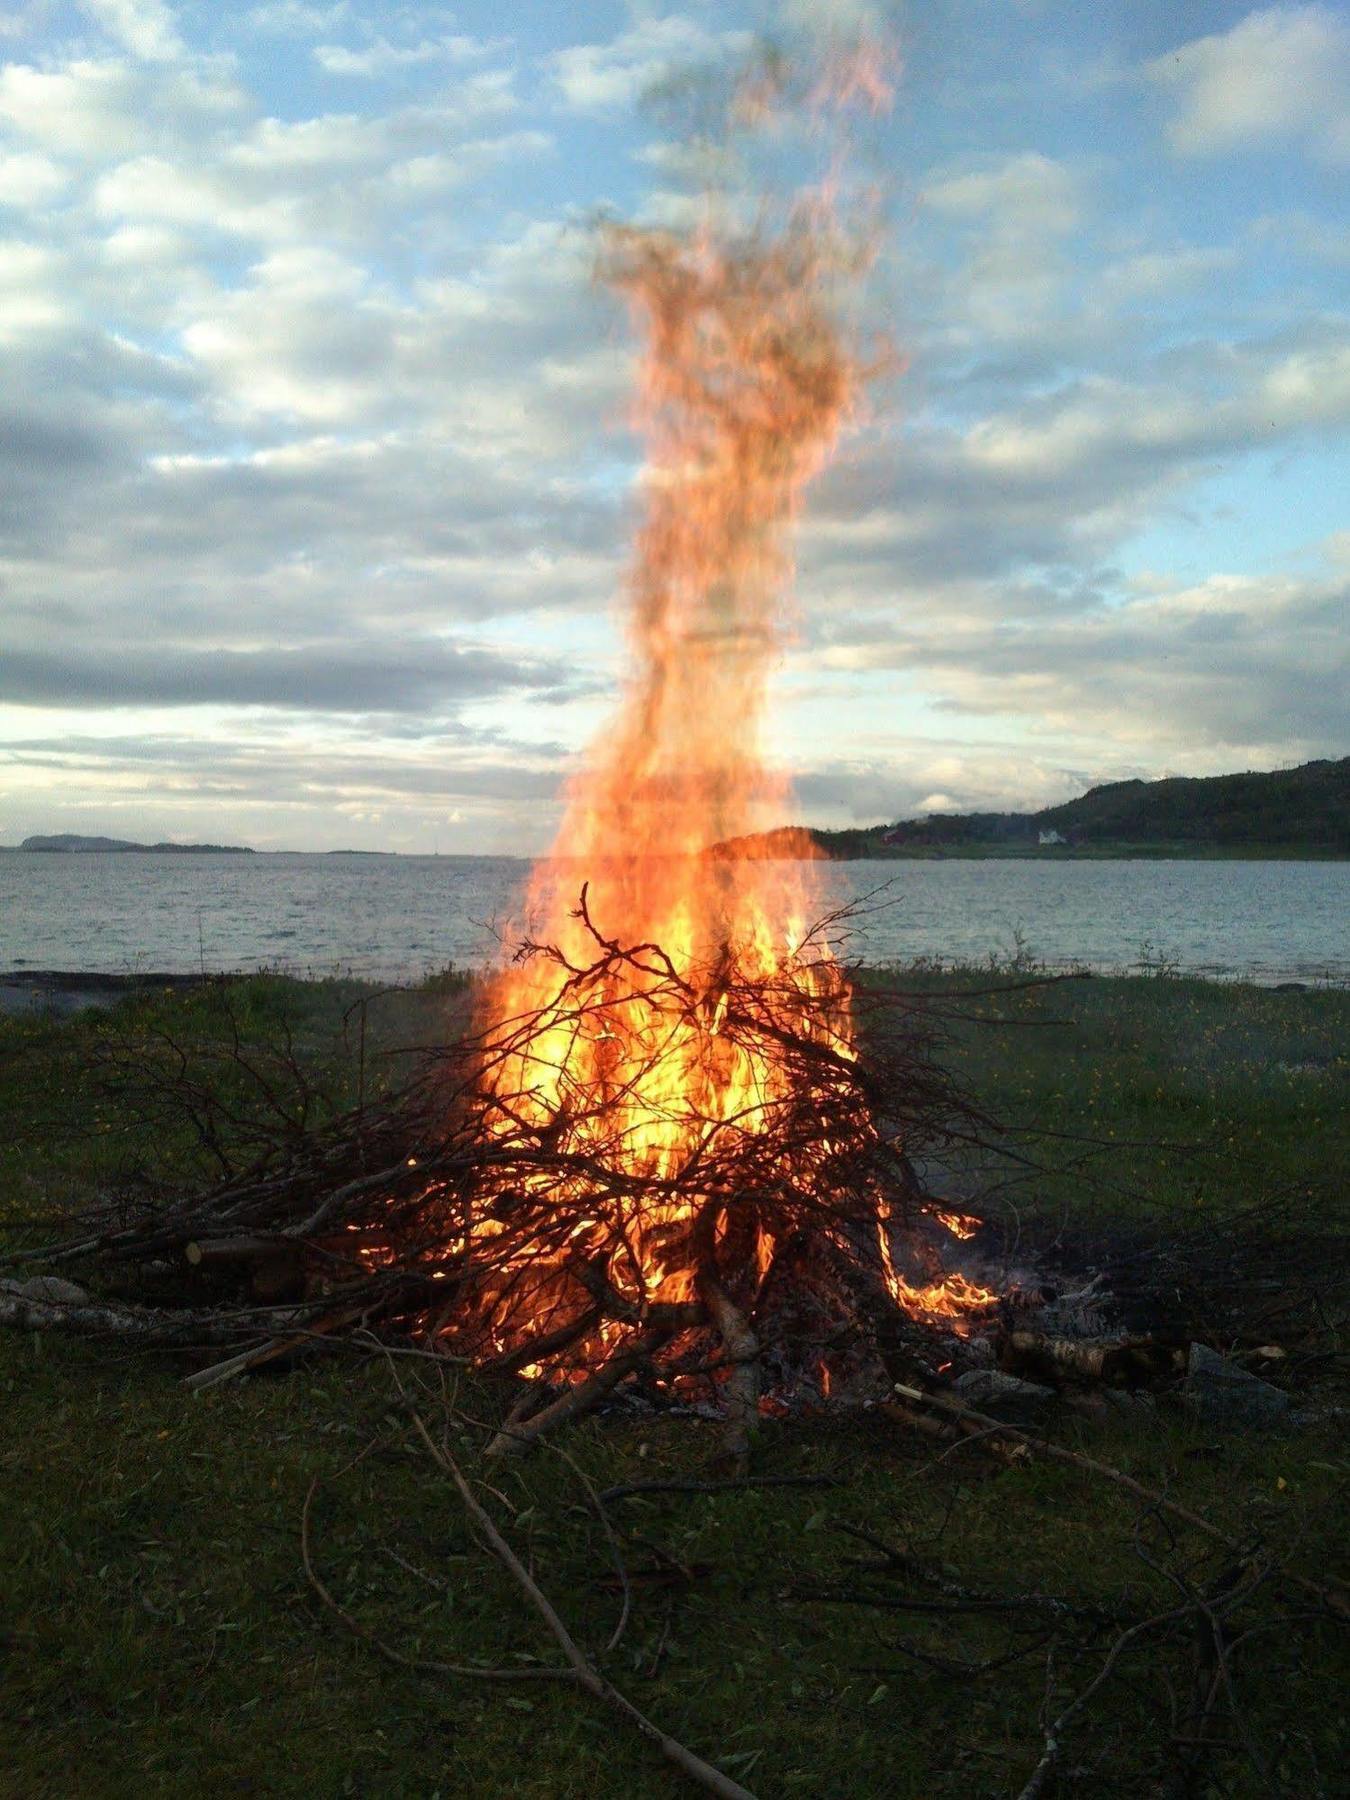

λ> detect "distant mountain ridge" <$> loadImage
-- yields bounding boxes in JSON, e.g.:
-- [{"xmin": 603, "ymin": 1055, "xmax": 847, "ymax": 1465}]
[
  {"xmin": 709, "ymin": 757, "xmax": 1350, "ymax": 860},
  {"xmin": 18, "ymin": 834, "xmax": 255, "ymax": 854}
]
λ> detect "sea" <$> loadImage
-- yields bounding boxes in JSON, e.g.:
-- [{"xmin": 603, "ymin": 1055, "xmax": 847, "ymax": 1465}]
[{"xmin": 1, "ymin": 852, "xmax": 1346, "ymax": 986}]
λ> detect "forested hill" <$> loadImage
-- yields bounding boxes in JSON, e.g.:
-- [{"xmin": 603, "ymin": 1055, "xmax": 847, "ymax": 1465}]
[
  {"xmin": 708, "ymin": 758, "xmax": 1350, "ymax": 860},
  {"xmin": 1034, "ymin": 759, "xmax": 1348, "ymax": 850}
]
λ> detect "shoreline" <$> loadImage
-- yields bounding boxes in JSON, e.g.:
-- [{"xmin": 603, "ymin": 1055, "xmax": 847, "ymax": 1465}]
[
  {"xmin": 2, "ymin": 846, "xmax": 1348, "ymax": 861},
  {"xmin": 0, "ymin": 970, "xmax": 217, "ymax": 1020},
  {"xmin": 2, "ymin": 962, "xmax": 1340, "ymax": 1021}
]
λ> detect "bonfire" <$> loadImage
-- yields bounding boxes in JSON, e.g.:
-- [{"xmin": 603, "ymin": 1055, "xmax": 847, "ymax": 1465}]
[
  {"xmin": 0, "ymin": 42, "xmax": 999, "ymax": 1451},
  {"xmin": 438, "ymin": 75, "xmax": 999, "ymax": 1445}
]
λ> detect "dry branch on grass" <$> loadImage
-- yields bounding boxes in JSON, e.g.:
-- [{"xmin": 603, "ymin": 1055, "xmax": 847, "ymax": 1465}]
[
  {"xmin": 301, "ymin": 1351, "xmax": 762, "ymax": 1800},
  {"xmin": 407, "ymin": 1412, "xmax": 758, "ymax": 1800},
  {"xmin": 884, "ymin": 1383, "xmax": 1350, "ymax": 1631},
  {"xmin": 292, "ymin": 1354, "xmax": 1343, "ymax": 1800}
]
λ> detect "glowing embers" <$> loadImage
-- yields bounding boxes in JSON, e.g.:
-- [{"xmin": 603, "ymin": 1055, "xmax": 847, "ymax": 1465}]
[
  {"xmin": 877, "ymin": 1208, "xmax": 999, "ymax": 1338},
  {"xmin": 461, "ymin": 895, "xmax": 867, "ymax": 1374},
  {"xmin": 930, "ymin": 1207, "xmax": 979, "ymax": 1242},
  {"xmin": 884, "ymin": 1273, "xmax": 1000, "ymax": 1336}
]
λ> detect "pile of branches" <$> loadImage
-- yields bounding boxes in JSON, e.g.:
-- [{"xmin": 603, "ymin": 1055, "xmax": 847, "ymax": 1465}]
[{"xmin": 0, "ymin": 898, "xmax": 1003, "ymax": 1436}]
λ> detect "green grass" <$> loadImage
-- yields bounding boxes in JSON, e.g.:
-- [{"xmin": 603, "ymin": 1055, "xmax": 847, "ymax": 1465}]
[
  {"xmin": 1, "ymin": 970, "xmax": 1347, "ymax": 1797},
  {"xmin": 875, "ymin": 967, "xmax": 1349, "ymax": 1229}
]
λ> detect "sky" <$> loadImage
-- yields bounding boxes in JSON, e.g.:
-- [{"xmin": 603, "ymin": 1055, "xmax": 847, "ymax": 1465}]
[{"xmin": 0, "ymin": 0, "xmax": 1346, "ymax": 853}]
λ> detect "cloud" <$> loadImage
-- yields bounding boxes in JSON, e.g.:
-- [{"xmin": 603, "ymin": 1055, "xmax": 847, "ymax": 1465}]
[
  {"xmin": 934, "ymin": 314, "xmax": 1350, "ymax": 498},
  {"xmin": 0, "ymin": 638, "xmax": 576, "ymax": 714},
  {"xmin": 0, "ymin": 728, "xmax": 567, "ymax": 852},
  {"xmin": 549, "ymin": 15, "xmax": 750, "ymax": 113},
  {"xmin": 0, "ymin": 55, "xmax": 247, "ymax": 161},
  {"xmin": 0, "ymin": 184, "xmax": 624, "ymax": 655},
  {"xmin": 82, "ymin": 84, "xmax": 532, "ymax": 254},
  {"xmin": 811, "ymin": 561, "xmax": 1349, "ymax": 763},
  {"xmin": 314, "ymin": 35, "xmax": 504, "ymax": 78},
  {"xmin": 1097, "ymin": 245, "xmax": 1236, "ymax": 303},
  {"xmin": 0, "ymin": 3, "xmax": 47, "ymax": 39},
  {"xmin": 779, "ymin": 0, "xmax": 896, "ymax": 39},
  {"xmin": 791, "ymin": 748, "xmax": 1089, "ymax": 825},
  {"xmin": 246, "ymin": 2, "xmax": 350, "ymax": 35},
  {"xmin": 81, "ymin": 0, "xmax": 185, "ymax": 63},
  {"xmin": 1252, "ymin": 210, "xmax": 1350, "ymax": 266},
  {"xmin": 924, "ymin": 151, "xmax": 1079, "ymax": 235},
  {"xmin": 0, "ymin": 150, "xmax": 68, "ymax": 205},
  {"xmin": 1148, "ymin": 4, "xmax": 1350, "ymax": 162},
  {"xmin": 787, "ymin": 303, "xmax": 1350, "ymax": 633},
  {"xmin": 918, "ymin": 152, "xmax": 1084, "ymax": 343}
]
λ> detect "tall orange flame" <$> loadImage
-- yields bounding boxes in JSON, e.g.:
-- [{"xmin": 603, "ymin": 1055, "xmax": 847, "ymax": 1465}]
[{"xmin": 458, "ymin": 44, "xmax": 978, "ymax": 1361}]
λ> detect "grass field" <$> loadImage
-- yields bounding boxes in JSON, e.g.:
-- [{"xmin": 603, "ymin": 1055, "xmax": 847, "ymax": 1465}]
[{"xmin": 1, "ymin": 969, "xmax": 1346, "ymax": 1798}]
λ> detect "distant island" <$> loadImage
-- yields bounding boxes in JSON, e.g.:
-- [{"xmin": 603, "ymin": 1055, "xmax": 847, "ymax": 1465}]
[
  {"xmin": 18, "ymin": 834, "xmax": 255, "ymax": 854},
  {"xmin": 709, "ymin": 757, "xmax": 1350, "ymax": 861}
]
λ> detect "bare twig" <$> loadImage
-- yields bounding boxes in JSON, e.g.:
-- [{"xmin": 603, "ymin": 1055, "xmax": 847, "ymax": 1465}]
[
  {"xmin": 886, "ymin": 1384, "xmax": 1350, "ymax": 1620},
  {"xmin": 599, "ymin": 1474, "xmax": 844, "ymax": 1504},
  {"xmin": 408, "ymin": 1412, "xmax": 759, "ymax": 1800},
  {"xmin": 1014, "ymin": 1603, "xmax": 1194, "ymax": 1800},
  {"xmin": 299, "ymin": 1476, "xmax": 574, "ymax": 1685},
  {"xmin": 484, "ymin": 1329, "xmax": 675, "ymax": 1458}
]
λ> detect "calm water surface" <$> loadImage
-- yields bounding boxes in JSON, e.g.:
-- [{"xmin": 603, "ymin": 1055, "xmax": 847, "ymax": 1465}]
[{"xmin": 0, "ymin": 853, "xmax": 1345, "ymax": 985}]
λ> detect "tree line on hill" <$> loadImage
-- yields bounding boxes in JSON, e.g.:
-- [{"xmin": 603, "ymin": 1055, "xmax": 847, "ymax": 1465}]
[{"xmin": 709, "ymin": 758, "xmax": 1350, "ymax": 859}]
